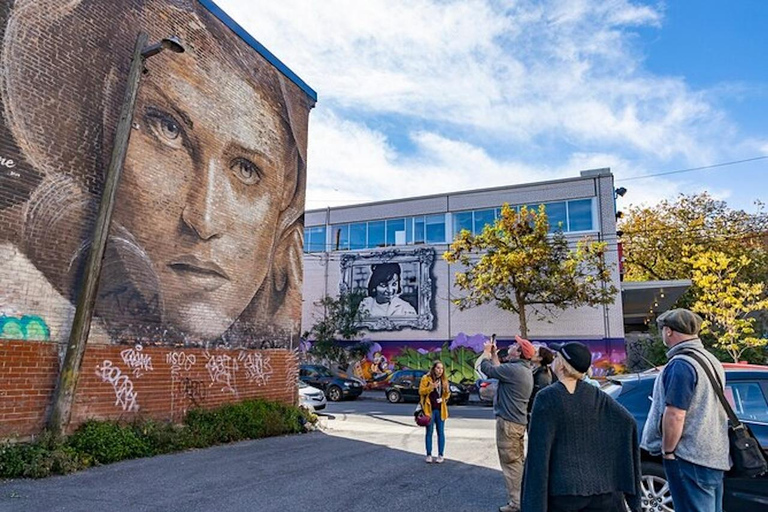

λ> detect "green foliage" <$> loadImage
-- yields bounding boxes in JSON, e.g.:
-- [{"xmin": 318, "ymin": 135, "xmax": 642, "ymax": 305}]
[
  {"xmin": 67, "ymin": 420, "xmax": 152, "ymax": 464},
  {"xmin": 688, "ymin": 251, "xmax": 768, "ymax": 362},
  {"xmin": 444, "ymin": 204, "xmax": 617, "ymax": 336},
  {"xmin": 304, "ymin": 292, "xmax": 369, "ymax": 367},
  {"xmin": 0, "ymin": 399, "xmax": 305, "ymax": 479},
  {"xmin": 619, "ymin": 193, "xmax": 767, "ymax": 284}
]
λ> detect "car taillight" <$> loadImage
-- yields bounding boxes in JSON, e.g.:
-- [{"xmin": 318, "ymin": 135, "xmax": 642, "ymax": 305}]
[{"xmin": 480, "ymin": 382, "xmax": 490, "ymax": 388}]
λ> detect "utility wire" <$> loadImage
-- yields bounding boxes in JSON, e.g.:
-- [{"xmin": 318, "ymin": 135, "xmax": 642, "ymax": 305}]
[{"xmin": 616, "ymin": 156, "xmax": 768, "ymax": 182}]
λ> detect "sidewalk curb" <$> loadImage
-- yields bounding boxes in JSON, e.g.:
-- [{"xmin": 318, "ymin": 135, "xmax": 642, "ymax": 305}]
[{"xmin": 357, "ymin": 392, "xmax": 485, "ymax": 406}]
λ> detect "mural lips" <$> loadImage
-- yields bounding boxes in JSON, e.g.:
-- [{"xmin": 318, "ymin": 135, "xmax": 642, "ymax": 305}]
[{"xmin": 168, "ymin": 254, "xmax": 230, "ymax": 292}]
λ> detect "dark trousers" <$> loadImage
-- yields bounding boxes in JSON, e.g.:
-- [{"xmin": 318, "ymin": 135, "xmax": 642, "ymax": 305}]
[{"xmin": 548, "ymin": 492, "xmax": 625, "ymax": 512}]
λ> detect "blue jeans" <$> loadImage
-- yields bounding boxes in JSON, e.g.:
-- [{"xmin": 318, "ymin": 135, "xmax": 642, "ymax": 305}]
[
  {"xmin": 425, "ymin": 409, "xmax": 445, "ymax": 456},
  {"xmin": 663, "ymin": 458, "xmax": 724, "ymax": 512}
]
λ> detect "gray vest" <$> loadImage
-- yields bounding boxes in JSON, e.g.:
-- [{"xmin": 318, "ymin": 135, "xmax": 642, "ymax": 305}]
[{"xmin": 640, "ymin": 339, "xmax": 730, "ymax": 471}]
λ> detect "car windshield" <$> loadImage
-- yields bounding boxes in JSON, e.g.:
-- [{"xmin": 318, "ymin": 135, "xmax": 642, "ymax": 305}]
[
  {"xmin": 315, "ymin": 367, "xmax": 334, "ymax": 377},
  {"xmin": 298, "ymin": 381, "xmax": 308, "ymax": 389}
]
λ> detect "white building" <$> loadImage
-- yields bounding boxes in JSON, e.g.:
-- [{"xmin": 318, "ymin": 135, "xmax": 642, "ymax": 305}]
[{"xmin": 301, "ymin": 169, "xmax": 684, "ymax": 380}]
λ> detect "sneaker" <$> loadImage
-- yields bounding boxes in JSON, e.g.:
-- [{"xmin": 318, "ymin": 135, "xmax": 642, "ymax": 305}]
[
  {"xmin": 499, "ymin": 504, "xmax": 520, "ymax": 512},
  {"xmin": 425, "ymin": 456, "xmax": 433, "ymax": 463},
  {"xmin": 436, "ymin": 456, "xmax": 444, "ymax": 463}
]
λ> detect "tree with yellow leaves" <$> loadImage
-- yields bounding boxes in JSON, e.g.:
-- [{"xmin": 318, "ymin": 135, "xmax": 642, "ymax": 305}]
[
  {"xmin": 689, "ymin": 251, "xmax": 768, "ymax": 363},
  {"xmin": 443, "ymin": 204, "xmax": 617, "ymax": 337}
]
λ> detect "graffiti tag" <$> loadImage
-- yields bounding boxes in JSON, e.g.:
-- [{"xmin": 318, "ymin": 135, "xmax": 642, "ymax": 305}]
[
  {"xmin": 120, "ymin": 344, "xmax": 153, "ymax": 378},
  {"xmin": 0, "ymin": 315, "xmax": 50, "ymax": 341},
  {"xmin": 0, "ymin": 155, "xmax": 16, "ymax": 168},
  {"xmin": 166, "ymin": 351, "xmax": 196, "ymax": 376},
  {"xmin": 204, "ymin": 352, "xmax": 238, "ymax": 395},
  {"xmin": 237, "ymin": 351, "xmax": 273, "ymax": 386},
  {"xmin": 174, "ymin": 377, "xmax": 208, "ymax": 407},
  {"xmin": 95, "ymin": 360, "xmax": 139, "ymax": 412}
]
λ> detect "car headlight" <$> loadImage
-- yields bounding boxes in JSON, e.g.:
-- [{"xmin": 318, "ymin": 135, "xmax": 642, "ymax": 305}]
[
  {"xmin": 450, "ymin": 385, "xmax": 459, "ymax": 392},
  {"xmin": 342, "ymin": 381, "xmax": 351, "ymax": 387}
]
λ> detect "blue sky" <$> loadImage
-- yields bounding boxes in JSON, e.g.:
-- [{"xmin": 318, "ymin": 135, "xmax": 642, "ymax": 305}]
[{"xmin": 218, "ymin": 0, "xmax": 767, "ymax": 213}]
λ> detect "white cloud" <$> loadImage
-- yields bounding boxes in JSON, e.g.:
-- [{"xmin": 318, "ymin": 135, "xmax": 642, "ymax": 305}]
[{"xmin": 216, "ymin": 0, "xmax": 762, "ymax": 209}]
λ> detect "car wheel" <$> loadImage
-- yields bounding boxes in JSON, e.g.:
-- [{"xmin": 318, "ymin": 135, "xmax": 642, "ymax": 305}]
[
  {"xmin": 327, "ymin": 385, "xmax": 343, "ymax": 402},
  {"xmin": 386, "ymin": 390, "xmax": 401, "ymax": 403},
  {"xmin": 640, "ymin": 461, "xmax": 674, "ymax": 512}
]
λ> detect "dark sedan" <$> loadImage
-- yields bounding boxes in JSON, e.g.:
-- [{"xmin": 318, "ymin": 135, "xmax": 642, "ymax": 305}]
[
  {"xmin": 603, "ymin": 363, "xmax": 768, "ymax": 512},
  {"xmin": 384, "ymin": 369, "xmax": 470, "ymax": 405},
  {"xmin": 299, "ymin": 364, "xmax": 364, "ymax": 402}
]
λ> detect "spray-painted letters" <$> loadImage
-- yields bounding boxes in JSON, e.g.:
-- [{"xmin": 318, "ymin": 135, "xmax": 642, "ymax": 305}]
[
  {"xmin": 204, "ymin": 352, "xmax": 238, "ymax": 395},
  {"xmin": 120, "ymin": 344, "xmax": 153, "ymax": 378},
  {"xmin": 95, "ymin": 360, "xmax": 139, "ymax": 412},
  {"xmin": 237, "ymin": 351, "xmax": 273, "ymax": 386}
]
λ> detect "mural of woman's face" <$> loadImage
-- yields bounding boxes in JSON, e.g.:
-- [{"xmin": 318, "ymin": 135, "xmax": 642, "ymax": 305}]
[
  {"xmin": 115, "ymin": 50, "xmax": 291, "ymax": 341},
  {"xmin": 374, "ymin": 274, "xmax": 399, "ymax": 304}
]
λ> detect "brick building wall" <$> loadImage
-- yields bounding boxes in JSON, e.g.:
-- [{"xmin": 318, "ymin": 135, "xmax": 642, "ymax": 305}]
[
  {"xmin": 0, "ymin": 0, "xmax": 314, "ymax": 438},
  {"xmin": 0, "ymin": 340, "xmax": 299, "ymax": 438}
]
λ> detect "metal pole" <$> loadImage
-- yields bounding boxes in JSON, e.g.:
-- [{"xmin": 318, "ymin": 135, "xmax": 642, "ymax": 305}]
[{"xmin": 48, "ymin": 32, "xmax": 149, "ymax": 435}]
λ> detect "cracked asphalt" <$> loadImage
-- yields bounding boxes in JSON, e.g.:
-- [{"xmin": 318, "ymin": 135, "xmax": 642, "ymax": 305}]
[{"xmin": 0, "ymin": 394, "xmax": 506, "ymax": 512}]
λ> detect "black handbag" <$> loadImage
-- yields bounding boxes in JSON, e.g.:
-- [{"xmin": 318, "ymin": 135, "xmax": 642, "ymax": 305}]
[{"xmin": 682, "ymin": 351, "xmax": 768, "ymax": 478}]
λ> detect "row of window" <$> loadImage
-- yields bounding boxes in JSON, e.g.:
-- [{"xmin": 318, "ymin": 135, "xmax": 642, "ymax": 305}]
[{"xmin": 304, "ymin": 199, "xmax": 595, "ymax": 253}]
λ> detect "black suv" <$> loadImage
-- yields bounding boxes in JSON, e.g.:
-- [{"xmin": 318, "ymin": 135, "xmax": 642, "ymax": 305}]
[
  {"xmin": 299, "ymin": 364, "xmax": 364, "ymax": 402},
  {"xmin": 604, "ymin": 363, "xmax": 768, "ymax": 512},
  {"xmin": 385, "ymin": 369, "xmax": 470, "ymax": 405}
]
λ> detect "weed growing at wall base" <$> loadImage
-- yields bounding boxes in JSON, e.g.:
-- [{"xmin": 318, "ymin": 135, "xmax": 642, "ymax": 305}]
[{"xmin": 0, "ymin": 400, "xmax": 312, "ymax": 479}]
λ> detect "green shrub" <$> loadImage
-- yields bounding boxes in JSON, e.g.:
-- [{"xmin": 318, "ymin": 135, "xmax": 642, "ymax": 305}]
[
  {"xmin": 0, "ymin": 399, "xmax": 304, "ymax": 479},
  {"xmin": 67, "ymin": 420, "xmax": 152, "ymax": 464}
]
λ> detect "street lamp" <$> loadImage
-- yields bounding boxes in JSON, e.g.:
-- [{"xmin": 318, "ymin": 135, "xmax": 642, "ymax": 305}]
[
  {"xmin": 615, "ymin": 187, "xmax": 627, "ymax": 197},
  {"xmin": 49, "ymin": 32, "xmax": 185, "ymax": 436}
]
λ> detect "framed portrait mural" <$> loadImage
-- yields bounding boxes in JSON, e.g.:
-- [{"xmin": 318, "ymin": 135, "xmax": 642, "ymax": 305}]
[{"xmin": 340, "ymin": 248, "xmax": 435, "ymax": 331}]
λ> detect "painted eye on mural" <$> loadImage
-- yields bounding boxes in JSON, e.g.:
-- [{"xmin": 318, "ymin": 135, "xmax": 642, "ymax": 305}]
[
  {"xmin": 230, "ymin": 157, "xmax": 261, "ymax": 185},
  {"xmin": 145, "ymin": 108, "xmax": 184, "ymax": 149}
]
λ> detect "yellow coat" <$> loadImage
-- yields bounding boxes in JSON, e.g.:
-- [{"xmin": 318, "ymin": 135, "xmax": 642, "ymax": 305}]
[{"xmin": 419, "ymin": 374, "xmax": 450, "ymax": 421}]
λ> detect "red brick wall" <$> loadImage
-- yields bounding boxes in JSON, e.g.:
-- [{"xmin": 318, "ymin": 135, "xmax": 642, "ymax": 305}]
[
  {"xmin": 0, "ymin": 341, "xmax": 59, "ymax": 439},
  {"xmin": 0, "ymin": 340, "xmax": 298, "ymax": 438}
]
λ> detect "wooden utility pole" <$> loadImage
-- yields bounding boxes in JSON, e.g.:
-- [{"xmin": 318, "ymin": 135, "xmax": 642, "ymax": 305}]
[{"xmin": 48, "ymin": 33, "xmax": 149, "ymax": 435}]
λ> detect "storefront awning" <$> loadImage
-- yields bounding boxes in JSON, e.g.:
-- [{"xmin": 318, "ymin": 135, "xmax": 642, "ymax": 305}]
[{"xmin": 621, "ymin": 279, "xmax": 692, "ymax": 327}]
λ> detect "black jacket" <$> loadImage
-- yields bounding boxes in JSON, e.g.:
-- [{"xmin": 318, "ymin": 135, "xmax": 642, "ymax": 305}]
[{"xmin": 521, "ymin": 380, "xmax": 642, "ymax": 512}]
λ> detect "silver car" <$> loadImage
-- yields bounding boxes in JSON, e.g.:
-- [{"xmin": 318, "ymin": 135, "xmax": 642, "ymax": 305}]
[{"xmin": 299, "ymin": 381, "xmax": 327, "ymax": 411}]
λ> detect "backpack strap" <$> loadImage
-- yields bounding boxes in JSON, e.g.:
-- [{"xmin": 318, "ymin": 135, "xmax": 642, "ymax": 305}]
[{"xmin": 679, "ymin": 350, "xmax": 740, "ymax": 427}]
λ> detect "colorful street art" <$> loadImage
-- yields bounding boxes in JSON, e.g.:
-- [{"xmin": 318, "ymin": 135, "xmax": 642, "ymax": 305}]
[
  {"xmin": 0, "ymin": 315, "xmax": 50, "ymax": 341},
  {"xmin": 0, "ymin": 0, "xmax": 312, "ymax": 348},
  {"xmin": 302, "ymin": 333, "xmax": 628, "ymax": 388}
]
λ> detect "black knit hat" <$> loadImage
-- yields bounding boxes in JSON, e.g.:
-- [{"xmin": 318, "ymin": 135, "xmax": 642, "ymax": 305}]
[
  {"xmin": 656, "ymin": 308, "xmax": 702, "ymax": 336},
  {"xmin": 552, "ymin": 342, "xmax": 592, "ymax": 373}
]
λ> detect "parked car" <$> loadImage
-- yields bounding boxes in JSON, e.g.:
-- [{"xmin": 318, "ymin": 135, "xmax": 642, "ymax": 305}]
[
  {"xmin": 385, "ymin": 369, "xmax": 470, "ymax": 405},
  {"xmin": 298, "ymin": 381, "xmax": 327, "ymax": 411},
  {"xmin": 299, "ymin": 364, "xmax": 364, "ymax": 401},
  {"xmin": 476, "ymin": 378, "xmax": 497, "ymax": 405},
  {"xmin": 603, "ymin": 363, "xmax": 768, "ymax": 512}
]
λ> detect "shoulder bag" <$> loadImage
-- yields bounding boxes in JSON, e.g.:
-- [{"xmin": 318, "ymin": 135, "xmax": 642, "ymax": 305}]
[{"xmin": 681, "ymin": 351, "xmax": 767, "ymax": 478}]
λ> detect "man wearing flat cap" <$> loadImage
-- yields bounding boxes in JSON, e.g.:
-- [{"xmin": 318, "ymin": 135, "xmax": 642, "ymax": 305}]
[
  {"xmin": 641, "ymin": 308, "xmax": 730, "ymax": 512},
  {"xmin": 478, "ymin": 335, "xmax": 534, "ymax": 512}
]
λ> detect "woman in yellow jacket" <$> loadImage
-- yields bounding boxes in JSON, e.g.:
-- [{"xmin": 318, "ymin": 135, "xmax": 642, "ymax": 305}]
[{"xmin": 419, "ymin": 360, "xmax": 451, "ymax": 463}]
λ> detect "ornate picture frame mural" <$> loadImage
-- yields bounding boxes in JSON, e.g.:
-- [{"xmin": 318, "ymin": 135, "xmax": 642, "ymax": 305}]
[{"xmin": 340, "ymin": 248, "xmax": 435, "ymax": 331}]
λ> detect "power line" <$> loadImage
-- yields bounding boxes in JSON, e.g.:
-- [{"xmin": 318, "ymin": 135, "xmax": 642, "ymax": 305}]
[{"xmin": 617, "ymin": 156, "xmax": 768, "ymax": 182}]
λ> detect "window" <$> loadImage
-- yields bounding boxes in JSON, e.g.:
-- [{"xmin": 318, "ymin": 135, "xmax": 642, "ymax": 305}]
[
  {"xmin": 331, "ymin": 224, "xmax": 349, "ymax": 251},
  {"xmin": 414, "ymin": 217, "xmax": 425, "ymax": 244},
  {"xmin": 543, "ymin": 202, "xmax": 567, "ymax": 232},
  {"xmin": 568, "ymin": 199, "xmax": 593, "ymax": 231},
  {"xmin": 386, "ymin": 218, "xmax": 405, "ymax": 246},
  {"xmin": 367, "ymin": 220, "xmax": 385, "ymax": 248},
  {"xmin": 453, "ymin": 211, "xmax": 473, "ymax": 236},
  {"xmin": 303, "ymin": 226, "xmax": 326, "ymax": 253},
  {"xmin": 473, "ymin": 209, "xmax": 496, "ymax": 234},
  {"xmin": 350, "ymin": 223, "xmax": 367, "ymax": 250},
  {"xmin": 725, "ymin": 382, "xmax": 768, "ymax": 423},
  {"xmin": 426, "ymin": 214, "xmax": 446, "ymax": 243}
]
